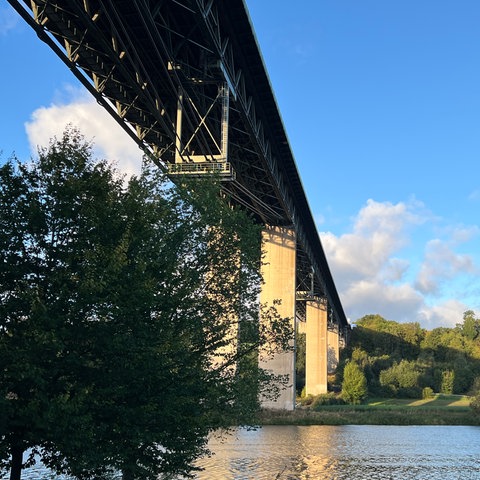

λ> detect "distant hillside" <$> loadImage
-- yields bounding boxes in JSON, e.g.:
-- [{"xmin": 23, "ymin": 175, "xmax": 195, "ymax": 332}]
[{"xmin": 337, "ymin": 312, "xmax": 480, "ymax": 398}]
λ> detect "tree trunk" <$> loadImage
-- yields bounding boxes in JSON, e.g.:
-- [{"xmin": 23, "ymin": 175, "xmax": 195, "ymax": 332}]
[{"xmin": 9, "ymin": 444, "xmax": 23, "ymax": 480}]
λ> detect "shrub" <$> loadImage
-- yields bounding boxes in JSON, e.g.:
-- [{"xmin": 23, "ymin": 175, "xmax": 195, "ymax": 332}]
[
  {"xmin": 341, "ymin": 361, "xmax": 367, "ymax": 404},
  {"xmin": 441, "ymin": 370, "xmax": 455, "ymax": 395},
  {"xmin": 471, "ymin": 395, "xmax": 480, "ymax": 416},
  {"xmin": 422, "ymin": 387, "xmax": 434, "ymax": 399},
  {"xmin": 379, "ymin": 360, "xmax": 420, "ymax": 398},
  {"xmin": 298, "ymin": 394, "xmax": 314, "ymax": 406},
  {"xmin": 469, "ymin": 377, "xmax": 480, "ymax": 396},
  {"xmin": 311, "ymin": 393, "xmax": 345, "ymax": 409}
]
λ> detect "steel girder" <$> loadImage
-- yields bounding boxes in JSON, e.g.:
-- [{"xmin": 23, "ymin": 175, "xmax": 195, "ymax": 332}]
[{"xmin": 8, "ymin": 0, "xmax": 349, "ymax": 333}]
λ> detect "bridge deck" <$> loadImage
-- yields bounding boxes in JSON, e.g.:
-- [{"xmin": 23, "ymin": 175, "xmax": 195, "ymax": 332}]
[{"xmin": 8, "ymin": 0, "xmax": 349, "ymax": 331}]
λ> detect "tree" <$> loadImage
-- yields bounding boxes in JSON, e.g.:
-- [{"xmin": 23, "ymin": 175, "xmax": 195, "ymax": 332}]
[
  {"xmin": 441, "ymin": 370, "xmax": 455, "ymax": 395},
  {"xmin": 0, "ymin": 128, "xmax": 127, "ymax": 480},
  {"xmin": 459, "ymin": 310, "xmax": 479, "ymax": 341},
  {"xmin": 341, "ymin": 361, "xmax": 367, "ymax": 404},
  {"xmin": 0, "ymin": 128, "xmax": 293, "ymax": 480},
  {"xmin": 56, "ymin": 161, "xmax": 292, "ymax": 480},
  {"xmin": 379, "ymin": 360, "xmax": 421, "ymax": 398},
  {"xmin": 470, "ymin": 377, "xmax": 480, "ymax": 416}
]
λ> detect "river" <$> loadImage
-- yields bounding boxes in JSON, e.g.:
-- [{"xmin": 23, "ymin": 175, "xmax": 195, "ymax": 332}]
[
  {"xmin": 3, "ymin": 425, "xmax": 480, "ymax": 479},
  {"xmin": 192, "ymin": 425, "xmax": 480, "ymax": 479}
]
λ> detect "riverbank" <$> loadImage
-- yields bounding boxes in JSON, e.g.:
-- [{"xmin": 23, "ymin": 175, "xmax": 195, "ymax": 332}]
[{"xmin": 259, "ymin": 395, "xmax": 480, "ymax": 426}]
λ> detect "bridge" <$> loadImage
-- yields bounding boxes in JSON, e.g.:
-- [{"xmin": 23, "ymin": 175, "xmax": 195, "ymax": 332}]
[{"xmin": 9, "ymin": 0, "xmax": 350, "ymax": 410}]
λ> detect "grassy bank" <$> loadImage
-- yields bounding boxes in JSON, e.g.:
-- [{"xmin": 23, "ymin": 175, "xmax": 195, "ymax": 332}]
[{"xmin": 259, "ymin": 395, "xmax": 480, "ymax": 426}]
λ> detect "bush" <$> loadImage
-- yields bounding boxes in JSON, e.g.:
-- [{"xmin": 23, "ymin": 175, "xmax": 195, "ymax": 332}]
[
  {"xmin": 422, "ymin": 387, "xmax": 434, "ymax": 399},
  {"xmin": 469, "ymin": 377, "xmax": 480, "ymax": 396},
  {"xmin": 311, "ymin": 393, "xmax": 345, "ymax": 409},
  {"xmin": 379, "ymin": 360, "xmax": 420, "ymax": 397},
  {"xmin": 341, "ymin": 361, "xmax": 368, "ymax": 404},
  {"xmin": 441, "ymin": 370, "xmax": 455, "ymax": 395},
  {"xmin": 471, "ymin": 395, "xmax": 480, "ymax": 416},
  {"xmin": 298, "ymin": 394, "xmax": 315, "ymax": 406}
]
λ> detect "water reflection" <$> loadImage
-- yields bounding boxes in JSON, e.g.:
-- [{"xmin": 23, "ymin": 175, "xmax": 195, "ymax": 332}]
[
  {"xmin": 3, "ymin": 426, "xmax": 480, "ymax": 479},
  {"xmin": 192, "ymin": 425, "xmax": 480, "ymax": 480}
]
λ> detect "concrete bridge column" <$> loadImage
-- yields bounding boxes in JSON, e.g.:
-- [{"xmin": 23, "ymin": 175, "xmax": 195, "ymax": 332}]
[
  {"xmin": 327, "ymin": 324, "xmax": 340, "ymax": 375},
  {"xmin": 305, "ymin": 299, "xmax": 328, "ymax": 396},
  {"xmin": 259, "ymin": 226, "xmax": 296, "ymax": 410}
]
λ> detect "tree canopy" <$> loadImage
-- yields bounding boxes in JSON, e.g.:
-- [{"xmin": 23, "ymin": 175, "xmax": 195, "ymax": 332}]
[
  {"xmin": 341, "ymin": 361, "xmax": 367, "ymax": 404},
  {"xmin": 0, "ymin": 127, "xmax": 293, "ymax": 480},
  {"xmin": 339, "ymin": 312, "xmax": 480, "ymax": 400}
]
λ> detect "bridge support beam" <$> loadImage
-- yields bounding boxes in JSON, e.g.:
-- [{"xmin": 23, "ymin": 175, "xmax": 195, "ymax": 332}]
[
  {"xmin": 259, "ymin": 226, "xmax": 296, "ymax": 410},
  {"xmin": 305, "ymin": 299, "xmax": 328, "ymax": 396},
  {"xmin": 327, "ymin": 325, "xmax": 340, "ymax": 375}
]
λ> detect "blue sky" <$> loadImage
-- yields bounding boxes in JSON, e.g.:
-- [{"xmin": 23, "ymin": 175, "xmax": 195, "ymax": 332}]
[{"xmin": 1, "ymin": 1, "xmax": 480, "ymax": 329}]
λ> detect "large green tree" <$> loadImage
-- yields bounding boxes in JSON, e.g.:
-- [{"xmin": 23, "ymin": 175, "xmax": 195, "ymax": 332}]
[
  {"xmin": 459, "ymin": 310, "xmax": 480, "ymax": 341},
  {"xmin": 0, "ymin": 128, "xmax": 292, "ymax": 480},
  {"xmin": 341, "ymin": 361, "xmax": 367, "ymax": 404},
  {"xmin": 0, "ymin": 129, "xmax": 126, "ymax": 480}
]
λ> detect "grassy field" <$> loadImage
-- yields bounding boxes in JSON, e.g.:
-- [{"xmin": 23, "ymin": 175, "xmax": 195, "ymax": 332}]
[
  {"xmin": 259, "ymin": 395, "xmax": 480, "ymax": 426},
  {"xmin": 366, "ymin": 395, "xmax": 471, "ymax": 408}
]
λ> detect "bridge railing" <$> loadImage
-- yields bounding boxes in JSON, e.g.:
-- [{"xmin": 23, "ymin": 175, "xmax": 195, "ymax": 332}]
[{"xmin": 167, "ymin": 161, "xmax": 236, "ymax": 180}]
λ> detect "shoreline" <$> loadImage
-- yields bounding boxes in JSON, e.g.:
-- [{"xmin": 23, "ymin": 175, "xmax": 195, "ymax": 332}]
[{"xmin": 258, "ymin": 401, "xmax": 480, "ymax": 426}]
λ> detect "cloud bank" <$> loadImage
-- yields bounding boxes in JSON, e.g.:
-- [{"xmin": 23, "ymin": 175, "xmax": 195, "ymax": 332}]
[
  {"xmin": 25, "ymin": 87, "xmax": 143, "ymax": 178},
  {"xmin": 321, "ymin": 199, "xmax": 480, "ymax": 329}
]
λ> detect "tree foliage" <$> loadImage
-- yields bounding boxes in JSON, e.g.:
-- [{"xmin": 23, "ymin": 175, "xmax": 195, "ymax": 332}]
[
  {"xmin": 379, "ymin": 360, "xmax": 421, "ymax": 398},
  {"xmin": 0, "ymin": 127, "xmax": 293, "ymax": 480},
  {"xmin": 469, "ymin": 377, "xmax": 480, "ymax": 416},
  {"xmin": 341, "ymin": 361, "xmax": 367, "ymax": 404},
  {"xmin": 340, "ymin": 312, "xmax": 480, "ymax": 399},
  {"xmin": 458, "ymin": 310, "xmax": 480, "ymax": 341}
]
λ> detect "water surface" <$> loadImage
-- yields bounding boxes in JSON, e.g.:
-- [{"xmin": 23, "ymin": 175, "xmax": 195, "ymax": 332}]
[
  {"xmin": 3, "ymin": 425, "xmax": 480, "ymax": 479},
  {"xmin": 192, "ymin": 425, "xmax": 480, "ymax": 479}
]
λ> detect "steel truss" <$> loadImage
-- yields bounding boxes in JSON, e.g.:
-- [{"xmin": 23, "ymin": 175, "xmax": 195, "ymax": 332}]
[{"xmin": 8, "ymin": 0, "xmax": 349, "ymax": 334}]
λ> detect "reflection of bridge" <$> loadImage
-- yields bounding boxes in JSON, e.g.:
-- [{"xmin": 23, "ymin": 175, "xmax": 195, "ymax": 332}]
[{"xmin": 9, "ymin": 0, "xmax": 350, "ymax": 409}]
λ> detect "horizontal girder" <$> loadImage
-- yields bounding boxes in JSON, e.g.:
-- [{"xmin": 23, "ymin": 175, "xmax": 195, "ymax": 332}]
[{"xmin": 8, "ymin": 0, "xmax": 349, "ymax": 332}]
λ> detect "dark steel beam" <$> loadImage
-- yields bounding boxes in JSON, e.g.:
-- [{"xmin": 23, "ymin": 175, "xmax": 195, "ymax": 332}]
[{"xmin": 7, "ymin": 0, "xmax": 349, "ymax": 333}]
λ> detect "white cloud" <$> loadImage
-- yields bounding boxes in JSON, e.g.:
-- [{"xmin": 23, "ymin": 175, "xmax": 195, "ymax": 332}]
[
  {"xmin": 450, "ymin": 225, "xmax": 480, "ymax": 244},
  {"xmin": 418, "ymin": 300, "xmax": 469, "ymax": 330},
  {"xmin": 342, "ymin": 279, "xmax": 423, "ymax": 325},
  {"xmin": 380, "ymin": 258, "xmax": 410, "ymax": 283},
  {"xmin": 321, "ymin": 199, "xmax": 424, "ymax": 284},
  {"xmin": 415, "ymin": 237, "xmax": 477, "ymax": 295},
  {"xmin": 320, "ymin": 199, "xmax": 480, "ymax": 328},
  {"xmin": 25, "ymin": 86, "xmax": 143, "ymax": 178}
]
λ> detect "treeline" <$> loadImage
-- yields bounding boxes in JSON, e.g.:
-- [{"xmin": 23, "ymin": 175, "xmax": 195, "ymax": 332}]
[{"xmin": 337, "ymin": 312, "xmax": 480, "ymax": 398}]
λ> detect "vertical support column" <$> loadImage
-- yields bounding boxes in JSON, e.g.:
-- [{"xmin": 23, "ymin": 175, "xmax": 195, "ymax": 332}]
[
  {"xmin": 259, "ymin": 226, "xmax": 296, "ymax": 410},
  {"xmin": 327, "ymin": 324, "xmax": 340, "ymax": 374},
  {"xmin": 305, "ymin": 299, "xmax": 328, "ymax": 395}
]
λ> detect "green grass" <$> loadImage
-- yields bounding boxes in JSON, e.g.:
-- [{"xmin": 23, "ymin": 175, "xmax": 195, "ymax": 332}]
[
  {"xmin": 366, "ymin": 394, "xmax": 471, "ymax": 409},
  {"xmin": 258, "ymin": 395, "xmax": 480, "ymax": 426}
]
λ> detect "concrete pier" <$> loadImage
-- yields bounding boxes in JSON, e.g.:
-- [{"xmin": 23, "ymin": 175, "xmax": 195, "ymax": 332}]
[
  {"xmin": 305, "ymin": 299, "xmax": 328, "ymax": 395},
  {"xmin": 259, "ymin": 226, "xmax": 296, "ymax": 410}
]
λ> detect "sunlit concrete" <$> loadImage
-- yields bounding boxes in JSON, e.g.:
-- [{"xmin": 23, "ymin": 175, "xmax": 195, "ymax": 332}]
[
  {"xmin": 305, "ymin": 299, "xmax": 328, "ymax": 395},
  {"xmin": 259, "ymin": 226, "xmax": 296, "ymax": 410}
]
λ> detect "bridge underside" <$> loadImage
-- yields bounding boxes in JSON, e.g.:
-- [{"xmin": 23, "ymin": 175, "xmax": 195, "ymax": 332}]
[{"xmin": 8, "ymin": 0, "xmax": 350, "ymax": 409}]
